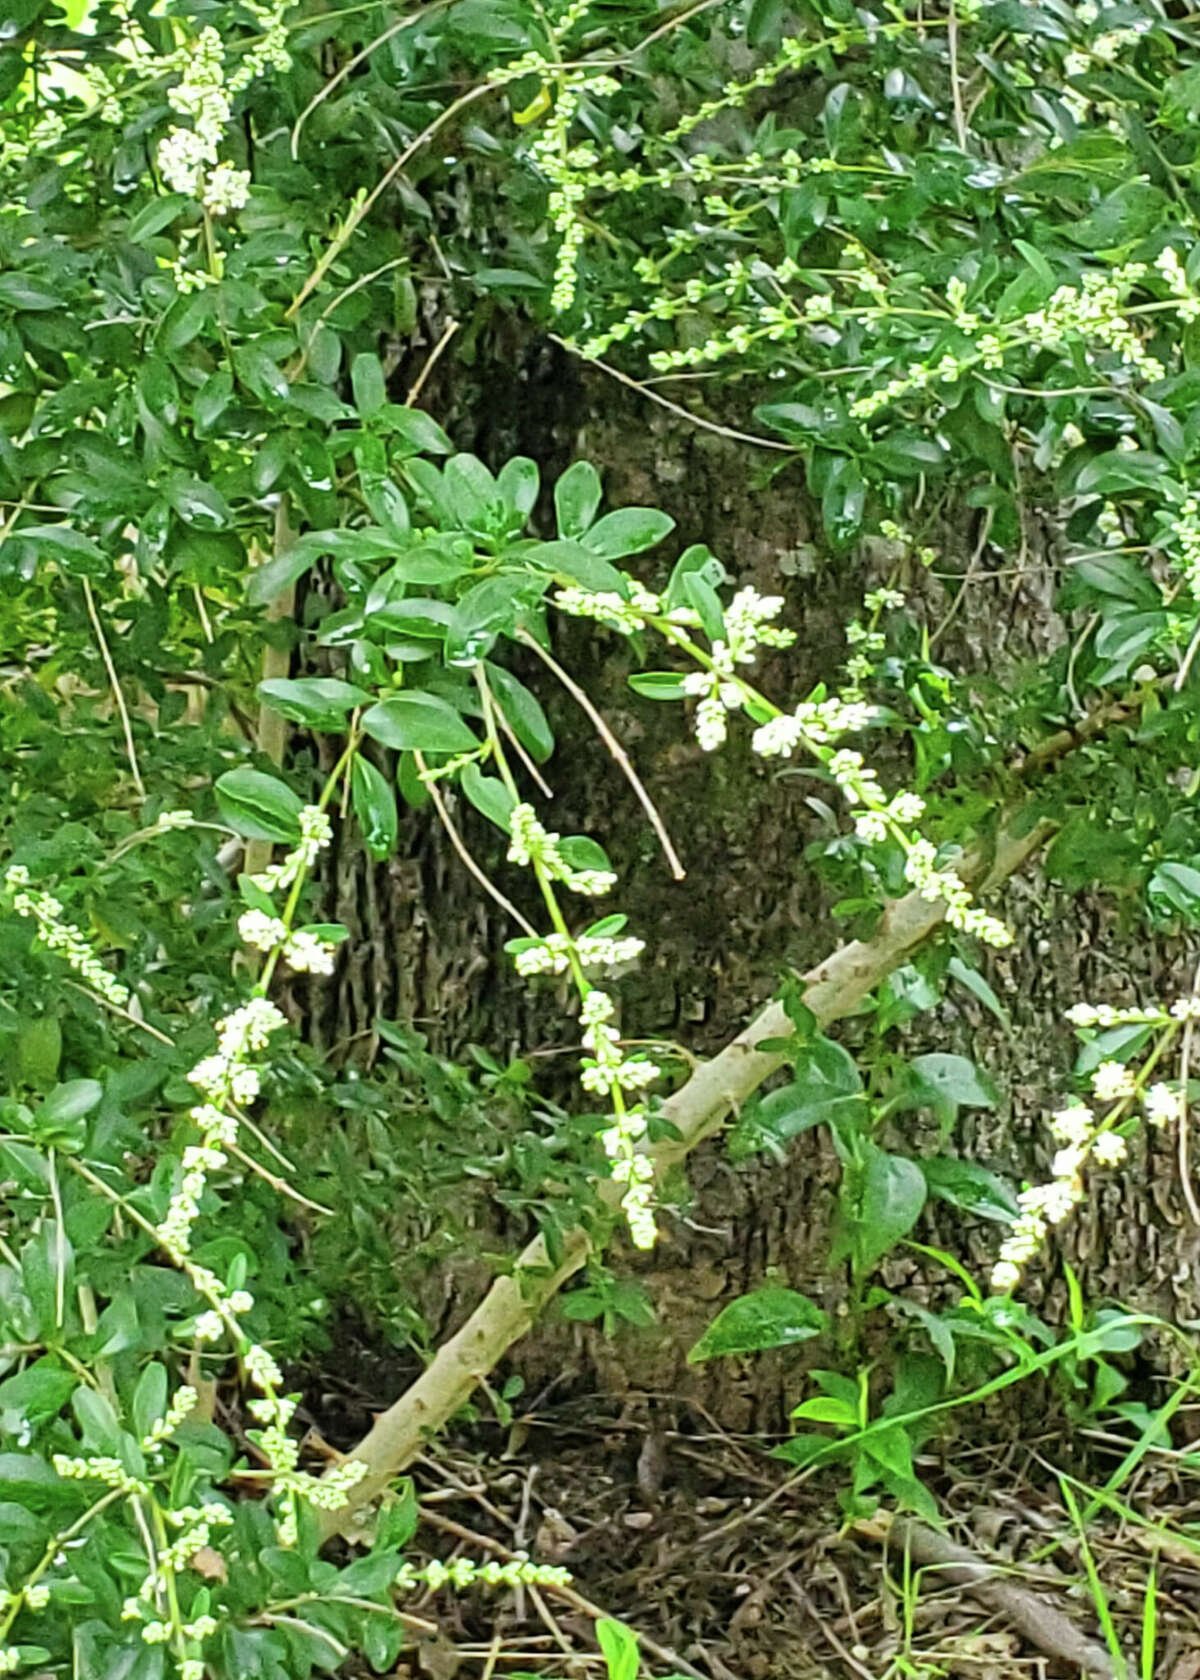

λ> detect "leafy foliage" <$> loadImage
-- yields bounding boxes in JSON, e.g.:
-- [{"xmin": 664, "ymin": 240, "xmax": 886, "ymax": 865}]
[{"xmin": 4, "ymin": 0, "xmax": 1200, "ymax": 1673}]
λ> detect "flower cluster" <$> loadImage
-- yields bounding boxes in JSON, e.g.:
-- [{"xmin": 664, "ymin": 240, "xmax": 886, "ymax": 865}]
[
  {"xmin": 396, "ymin": 1554, "xmax": 572, "ymax": 1593},
  {"xmin": 851, "ymin": 263, "xmax": 1162, "ymax": 422},
  {"xmin": 511, "ymin": 930, "xmax": 645, "ymax": 977},
  {"xmin": 1155, "ymin": 248, "xmax": 1200, "ymax": 324},
  {"xmin": 578, "ymin": 991, "xmax": 660, "ymax": 1249},
  {"xmin": 4, "ymin": 864, "xmax": 129, "ymax": 1005},
  {"xmin": 751, "ymin": 697, "xmax": 875, "ymax": 758},
  {"xmin": 237, "ymin": 909, "xmax": 337, "ymax": 975},
  {"xmin": 249, "ymin": 805, "xmax": 333, "ymax": 893},
  {"xmin": 161, "ymin": 995, "xmax": 288, "ymax": 1262},
  {"xmin": 579, "ymin": 989, "xmax": 659, "ymax": 1097},
  {"xmin": 155, "ymin": 6, "xmax": 289, "ymax": 218},
  {"xmin": 553, "ymin": 575, "xmax": 663, "ymax": 633},
  {"xmin": 507, "ymin": 804, "xmax": 617, "ymax": 895},
  {"xmin": 901, "ymin": 835, "xmax": 1012, "ymax": 948},
  {"xmin": 990, "ymin": 998, "xmax": 1190, "ymax": 1292},
  {"xmin": 675, "ymin": 586, "xmax": 796, "ymax": 751}
]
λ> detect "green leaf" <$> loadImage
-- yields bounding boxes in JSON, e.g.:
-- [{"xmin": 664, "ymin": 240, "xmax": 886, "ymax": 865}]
[
  {"xmin": 731, "ymin": 1036, "xmax": 863, "ymax": 1158},
  {"xmin": 350, "ymin": 756, "xmax": 398, "ymax": 861},
  {"xmin": 947, "ymin": 956, "xmax": 1012, "ymax": 1031},
  {"xmin": 682, "ymin": 570, "xmax": 725, "ymax": 643},
  {"xmin": 127, "ymin": 195, "xmax": 190, "ymax": 242},
  {"xmin": 628, "ymin": 672, "xmax": 690, "ymax": 700},
  {"xmin": 214, "ymin": 769, "xmax": 303, "ymax": 842},
  {"xmin": 234, "ymin": 344, "xmax": 289, "ymax": 402},
  {"xmin": 257, "ymin": 678, "xmax": 370, "ymax": 729},
  {"xmin": 834, "ymin": 1145, "xmax": 927, "ymax": 1275},
  {"xmin": 163, "ymin": 475, "xmax": 232, "ymax": 531},
  {"xmin": 497, "ymin": 456, "xmax": 539, "ymax": 517},
  {"xmin": 688, "ymin": 1287, "xmax": 828, "ymax": 1362},
  {"xmin": 899, "ymin": 1053, "xmax": 999, "ymax": 1122},
  {"xmin": 1074, "ymin": 1022, "xmax": 1154, "ymax": 1078},
  {"xmin": 32, "ymin": 1079, "xmax": 101, "ymax": 1150},
  {"xmin": 582, "ymin": 507, "xmax": 674, "ymax": 560},
  {"xmin": 534, "ymin": 539, "xmax": 628, "ymax": 595},
  {"xmin": 554, "ymin": 460, "xmax": 603, "ymax": 538},
  {"xmin": 351, "ymin": 352, "xmax": 387, "ymax": 417},
  {"xmin": 921, "ymin": 1157, "xmax": 1018, "ymax": 1222},
  {"xmin": 460, "ymin": 764, "xmax": 515, "ymax": 832},
  {"xmin": 595, "ymin": 1620, "xmax": 640, "ymax": 1680},
  {"xmin": 444, "ymin": 454, "xmax": 498, "ymax": 526},
  {"xmin": 869, "ymin": 432, "xmax": 949, "ymax": 477},
  {"xmin": 1149, "ymin": 860, "xmax": 1200, "ymax": 923},
  {"xmin": 792, "ymin": 1395, "xmax": 857, "ymax": 1427},
  {"xmin": 376, "ymin": 405, "xmax": 453, "ymax": 455},
  {"xmin": 72, "ymin": 1386, "xmax": 123, "ymax": 1456},
  {"xmin": 132, "ymin": 1363, "xmax": 168, "ymax": 1441},
  {"xmin": 362, "ymin": 692, "xmax": 478, "ymax": 754},
  {"xmin": 486, "ymin": 664, "xmax": 554, "ymax": 761}
]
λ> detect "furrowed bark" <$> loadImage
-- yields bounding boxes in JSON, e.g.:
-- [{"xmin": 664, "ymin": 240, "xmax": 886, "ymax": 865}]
[{"xmin": 318, "ymin": 809, "xmax": 1053, "ymax": 1536}]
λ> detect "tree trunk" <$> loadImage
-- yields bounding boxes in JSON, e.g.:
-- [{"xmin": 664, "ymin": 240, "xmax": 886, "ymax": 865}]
[{"xmin": 306, "ymin": 329, "xmax": 1200, "ymax": 1429}]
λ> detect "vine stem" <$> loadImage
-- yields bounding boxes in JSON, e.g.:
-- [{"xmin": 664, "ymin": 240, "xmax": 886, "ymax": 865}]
[{"xmin": 517, "ymin": 628, "xmax": 685, "ymax": 879}]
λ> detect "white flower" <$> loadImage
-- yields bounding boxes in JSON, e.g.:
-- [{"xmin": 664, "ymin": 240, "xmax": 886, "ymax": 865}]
[
  {"xmin": 1091, "ymin": 1131, "xmax": 1128, "ymax": 1166},
  {"xmin": 1091, "ymin": 1060, "xmax": 1136, "ymax": 1103},
  {"xmin": 990, "ymin": 1260, "xmax": 1022, "ymax": 1292},
  {"xmin": 694, "ymin": 696, "xmax": 727, "ymax": 751},
  {"xmin": 238, "ymin": 909, "xmax": 288, "ymax": 952},
  {"xmin": 1049, "ymin": 1104, "xmax": 1094, "ymax": 1146},
  {"xmin": 1145, "ymin": 1082, "xmax": 1183, "ymax": 1127},
  {"xmin": 202, "ymin": 161, "xmax": 250, "ymax": 215},
  {"xmin": 1051, "ymin": 1146, "xmax": 1086, "ymax": 1181},
  {"xmin": 854, "ymin": 811, "xmax": 889, "ymax": 844},
  {"xmin": 751, "ymin": 714, "xmax": 805, "ymax": 758},
  {"xmin": 284, "ymin": 930, "xmax": 336, "ymax": 975}
]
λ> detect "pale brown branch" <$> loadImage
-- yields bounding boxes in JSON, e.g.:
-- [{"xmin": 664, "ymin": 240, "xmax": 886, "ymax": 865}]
[
  {"xmin": 405, "ymin": 318, "xmax": 459, "ymax": 409},
  {"xmin": 319, "ymin": 806, "xmax": 1050, "ymax": 1533},
  {"xmin": 414, "ymin": 752, "xmax": 539, "ymax": 937},
  {"xmin": 518, "ymin": 629, "xmax": 686, "ymax": 881},
  {"xmin": 82, "ymin": 577, "xmax": 145, "ymax": 800},
  {"xmin": 855, "ymin": 1513, "xmax": 1116, "ymax": 1677},
  {"xmin": 1177, "ymin": 956, "xmax": 1200, "ymax": 1227},
  {"xmin": 245, "ymin": 500, "xmax": 298, "ymax": 881},
  {"xmin": 550, "ymin": 335, "xmax": 796, "ymax": 453}
]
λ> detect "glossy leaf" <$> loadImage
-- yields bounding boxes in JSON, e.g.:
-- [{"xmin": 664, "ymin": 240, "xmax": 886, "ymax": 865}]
[{"xmin": 688, "ymin": 1286, "xmax": 828, "ymax": 1363}]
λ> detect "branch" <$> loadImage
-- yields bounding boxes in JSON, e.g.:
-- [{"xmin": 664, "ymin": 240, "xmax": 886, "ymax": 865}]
[
  {"xmin": 318, "ymin": 804, "xmax": 1052, "ymax": 1535},
  {"xmin": 854, "ymin": 1513, "xmax": 1116, "ymax": 1677}
]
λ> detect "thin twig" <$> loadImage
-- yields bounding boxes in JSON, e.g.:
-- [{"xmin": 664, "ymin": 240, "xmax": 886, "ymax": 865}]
[
  {"xmin": 406, "ymin": 318, "xmax": 460, "ymax": 408},
  {"xmin": 1177, "ymin": 956, "xmax": 1200, "ymax": 1227},
  {"xmin": 929, "ymin": 506, "xmax": 993, "ymax": 652},
  {"xmin": 786, "ymin": 1575, "xmax": 875, "ymax": 1680},
  {"xmin": 549, "ymin": 336, "xmax": 795, "ymax": 453},
  {"xmin": 82, "ymin": 577, "xmax": 145, "ymax": 798},
  {"xmin": 947, "ymin": 0, "xmax": 968, "ymax": 151},
  {"xmin": 290, "ymin": 0, "xmax": 456, "ymax": 157},
  {"xmin": 413, "ymin": 753, "xmax": 539, "ymax": 936},
  {"xmin": 63, "ymin": 980, "xmax": 173, "ymax": 1045},
  {"xmin": 491, "ymin": 693, "xmax": 554, "ymax": 798},
  {"xmin": 517, "ymin": 629, "xmax": 686, "ymax": 880},
  {"xmin": 1175, "ymin": 616, "xmax": 1200, "ymax": 692},
  {"xmin": 418, "ymin": 1510, "xmax": 716, "ymax": 1680},
  {"xmin": 287, "ymin": 85, "xmax": 493, "ymax": 318},
  {"xmin": 1065, "ymin": 611, "xmax": 1100, "ymax": 721},
  {"xmin": 228, "ymin": 1141, "xmax": 334, "ymax": 1217}
]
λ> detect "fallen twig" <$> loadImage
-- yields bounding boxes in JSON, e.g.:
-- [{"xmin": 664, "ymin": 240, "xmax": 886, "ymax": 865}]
[{"xmin": 854, "ymin": 1512, "xmax": 1117, "ymax": 1677}]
